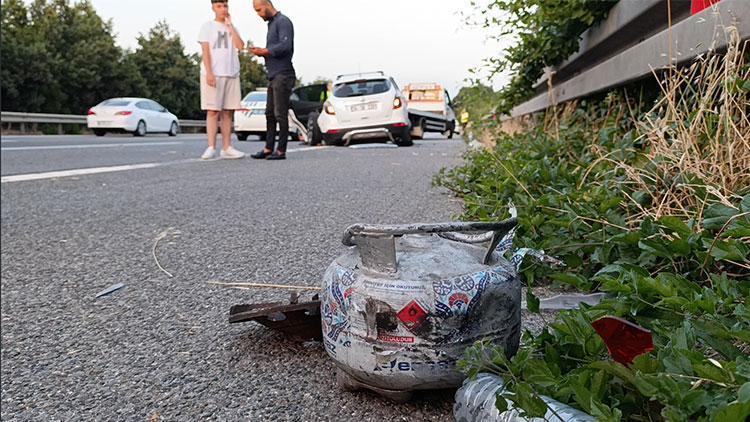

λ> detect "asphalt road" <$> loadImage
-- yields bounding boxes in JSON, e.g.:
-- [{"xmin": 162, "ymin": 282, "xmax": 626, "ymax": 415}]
[{"xmin": 1, "ymin": 133, "xmax": 467, "ymax": 421}]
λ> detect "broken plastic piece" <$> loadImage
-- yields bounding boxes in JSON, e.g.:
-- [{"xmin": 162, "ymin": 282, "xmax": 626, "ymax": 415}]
[{"xmin": 592, "ymin": 316, "xmax": 654, "ymax": 365}]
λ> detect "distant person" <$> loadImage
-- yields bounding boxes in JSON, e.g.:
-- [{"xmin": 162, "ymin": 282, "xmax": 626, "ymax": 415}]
[
  {"xmin": 248, "ymin": 0, "xmax": 295, "ymax": 161},
  {"xmin": 198, "ymin": 0, "xmax": 245, "ymax": 160}
]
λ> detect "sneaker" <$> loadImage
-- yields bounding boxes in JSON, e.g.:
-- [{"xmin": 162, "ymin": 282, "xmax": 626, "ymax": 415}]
[
  {"xmin": 201, "ymin": 147, "xmax": 216, "ymax": 160},
  {"xmin": 220, "ymin": 146, "xmax": 245, "ymax": 159}
]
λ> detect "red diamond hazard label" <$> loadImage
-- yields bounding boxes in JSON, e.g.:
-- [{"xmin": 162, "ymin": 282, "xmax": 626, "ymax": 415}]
[{"xmin": 397, "ymin": 300, "xmax": 428, "ymax": 331}]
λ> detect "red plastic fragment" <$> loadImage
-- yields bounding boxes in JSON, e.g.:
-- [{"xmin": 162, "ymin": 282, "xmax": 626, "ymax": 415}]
[
  {"xmin": 691, "ymin": 0, "xmax": 721, "ymax": 15},
  {"xmin": 592, "ymin": 316, "xmax": 654, "ymax": 365}
]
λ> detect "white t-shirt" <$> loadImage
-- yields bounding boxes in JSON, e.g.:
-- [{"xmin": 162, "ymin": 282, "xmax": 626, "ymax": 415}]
[{"xmin": 198, "ymin": 21, "xmax": 241, "ymax": 77}]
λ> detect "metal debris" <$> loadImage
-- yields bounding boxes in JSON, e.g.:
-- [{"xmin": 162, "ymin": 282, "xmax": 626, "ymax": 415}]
[
  {"xmin": 95, "ymin": 283, "xmax": 125, "ymax": 298},
  {"xmin": 229, "ymin": 293, "xmax": 322, "ymax": 340}
]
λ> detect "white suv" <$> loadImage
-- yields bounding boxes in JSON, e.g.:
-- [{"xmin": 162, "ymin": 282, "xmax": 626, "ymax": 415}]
[{"xmin": 317, "ymin": 71, "xmax": 412, "ymax": 146}]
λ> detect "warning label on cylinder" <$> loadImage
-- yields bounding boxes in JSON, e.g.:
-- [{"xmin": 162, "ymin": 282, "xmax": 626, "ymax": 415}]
[
  {"xmin": 377, "ymin": 333, "xmax": 415, "ymax": 344},
  {"xmin": 397, "ymin": 300, "xmax": 428, "ymax": 331}
]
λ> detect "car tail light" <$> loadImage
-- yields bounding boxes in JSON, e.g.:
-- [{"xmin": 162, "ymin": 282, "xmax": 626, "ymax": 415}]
[
  {"xmin": 393, "ymin": 122, "xmax": 408, "ymax": 127},
  {"xmin": 324, "ymin": 103, "xmax": 336, "ymax": 115},
  {"xmin": 393, "ymin": 97, "xmax": 403, "ymax": 109},
  {"xmin": 115, "ymin": 111, "xmax": 132, "ymax": 116},
  {"xmin": 87, "ymin": 109, "xmax": 96, "ymax": 116},
  {"xmin": 326, "ymin": 129, "xmax": 340, "ymax": 134}
]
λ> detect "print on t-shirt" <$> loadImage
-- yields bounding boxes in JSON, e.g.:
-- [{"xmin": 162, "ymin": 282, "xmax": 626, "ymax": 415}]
[
  {"xmin": 198, "ymin": 21, "xmax": 240, "ymax": 77},
  {"xmin": 214, "ymin": 31, "xmax": 228, "ymax": 50}
]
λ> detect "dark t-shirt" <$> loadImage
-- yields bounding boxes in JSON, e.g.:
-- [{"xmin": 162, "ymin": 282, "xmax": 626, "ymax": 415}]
[{"xmin": 265, "ymin": 12, "xmax": 295, "ymax": 80}]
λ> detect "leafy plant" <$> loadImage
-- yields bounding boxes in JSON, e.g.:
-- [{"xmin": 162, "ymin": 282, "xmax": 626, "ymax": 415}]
[
  {"xmin": 466, "ymin": 0, "xmax": 618, "ymax": 114},
  {"xmin": 440, "ymin": 36, "xmax": 750, "ymax": 420}
]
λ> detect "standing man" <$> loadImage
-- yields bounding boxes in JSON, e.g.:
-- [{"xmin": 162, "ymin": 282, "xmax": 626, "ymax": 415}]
[
  {"xmin": 249, "ymin": 0, "xmax": 295, "ymax": 161},
  {"xmin": 198, "ymin": 0, "xmax": 245, "ymax": 160}
]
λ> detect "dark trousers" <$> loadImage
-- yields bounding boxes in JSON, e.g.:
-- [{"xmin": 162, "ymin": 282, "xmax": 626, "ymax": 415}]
[{"xmin": 265, "ymin": 72, "xmax": 296, "ymax": 153}]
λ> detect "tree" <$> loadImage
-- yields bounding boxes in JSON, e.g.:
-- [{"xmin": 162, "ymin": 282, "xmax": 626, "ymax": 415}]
[
  {"xmin": 453, "ymin": 83, "xmax": 499, "ymax": 122},
  {"xmin": 26, "ymin": 0, "xmax": 133, "ymax": 113},
  {"xmin": 1, "ymin": 0, "xmax": 55, "ymax": 112},
  {"xmin": 239, "ymin": 53, "xmax": 268, "ymax": 95},
  {"xmin": 129, "ymin": 21, "xmax": 200, "ymax": 118}
]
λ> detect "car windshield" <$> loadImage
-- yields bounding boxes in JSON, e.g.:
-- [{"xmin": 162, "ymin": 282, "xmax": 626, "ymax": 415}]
[
  {"xmin": 242, "ymin": 92, "xmax": 267, "ymax": 102},
  {"xmin": 333, "ymin": 79, "xmax": 390, "ymax": 98},
  {"xmin": 101, "ymin": 99, "xmax": 131, "ymax": 107}
]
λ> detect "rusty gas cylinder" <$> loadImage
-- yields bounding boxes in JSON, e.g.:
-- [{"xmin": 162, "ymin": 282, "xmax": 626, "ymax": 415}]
[{"xmin": 321, "ymin": 219, "xmax": 521, "ymax": 401}]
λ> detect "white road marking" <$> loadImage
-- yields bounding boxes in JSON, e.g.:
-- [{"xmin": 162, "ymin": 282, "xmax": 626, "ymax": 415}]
[
  {"xmin": 1, "ymin": 142, "xmax": 185, "ymax": 151},
  {"xmin": 348, "ymin": 144, "xmax": 398, "ymax": 149},
  {"xmin": 1, "ymin": 160, "xmax": 205, "ymax": 183},
  {"xmin": 1, "ymin": 145, "xmax": 328, "ymax": 183},
  {"xmin": 287, "ymin": 146, "xmax": 330, "ymax": 153}
]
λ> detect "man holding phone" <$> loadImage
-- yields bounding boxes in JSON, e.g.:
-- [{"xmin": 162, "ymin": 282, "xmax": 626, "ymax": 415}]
[
  {"xmin": 198, "ymin": 0, "xmax": 246, "ymax": 160},
  {"xmin": 249, "ymin": 0, "xmax": 296, "ymax": 161}
]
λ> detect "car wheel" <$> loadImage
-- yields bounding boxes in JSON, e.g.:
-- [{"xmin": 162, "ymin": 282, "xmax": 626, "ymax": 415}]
[
  {"xmin": 236, "ymin": 132, "xmax": 249, "ymax": 141},
  {"xmin": 168, "ymin": 121, "xmax": 179, "ymax": 137},
  {"xmin": 443, "ymin": 121, "xmax": 455, "ymax": 139},
  {"xmin": 308, "ymin": 113, "xmax": 323, "ymax": 146},
  {"xmin": 93, "ymin": 129, "xmax": 106, "ymax": 137},
  {"xmin": 133, "ymin": 120, "xmax": 146, "ymax": 137},
  {"xmin": 412, "ymin": 119, "xmax": 425, "ymax": 140},
  {"xmin": 394, "ymin": 128, "xmax": 413, "ymax": 147}
]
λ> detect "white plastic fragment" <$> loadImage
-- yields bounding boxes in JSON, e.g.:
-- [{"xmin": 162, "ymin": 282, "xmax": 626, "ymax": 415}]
[
  {"xmin": 454, "ymin": 373, "xmax": 595, "ymax": 422},
  {"xmin": 522, "ymin": 293, "xmax": 608, "ymax": 310}
]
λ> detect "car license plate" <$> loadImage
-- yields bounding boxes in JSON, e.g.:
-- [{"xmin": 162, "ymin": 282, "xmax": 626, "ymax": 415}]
[
  {"xmin": 98, "ymin": 121, "xmax": 112, "ymax": 126},
  {"xmin": 350, "ymin": 103, "xmax": 377, "ymax": 113}
]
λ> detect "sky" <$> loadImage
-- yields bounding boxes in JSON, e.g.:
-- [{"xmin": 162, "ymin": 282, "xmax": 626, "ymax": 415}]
[{"xmin": 80, "ymin": 0, "xmax": 511, "ymax": 96}]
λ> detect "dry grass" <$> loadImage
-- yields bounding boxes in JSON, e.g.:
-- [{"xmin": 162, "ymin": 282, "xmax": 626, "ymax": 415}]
[{"xmin": 609, "ymin": 30, "xmax": 749, "ymax": 226}]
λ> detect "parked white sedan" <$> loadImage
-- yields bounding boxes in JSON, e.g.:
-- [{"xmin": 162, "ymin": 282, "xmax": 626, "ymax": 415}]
[
  {"xmin": 87, "ymin": 98, "xmax": 180, "ymax": 137},
  {"xmin": 234, "ymin": 90, "xmax": 306, "ymax": 142}
]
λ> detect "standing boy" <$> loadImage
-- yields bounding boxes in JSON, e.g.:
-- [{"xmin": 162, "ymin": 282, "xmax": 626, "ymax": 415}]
[{"xmin": 198, "ymin": 0, "xmax": 246, "ymax": 159}]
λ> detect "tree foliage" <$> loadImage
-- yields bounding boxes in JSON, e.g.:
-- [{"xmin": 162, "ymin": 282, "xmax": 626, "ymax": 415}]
[
  {"xmin": 0, "ymin": 0, "xmax": 268, "ymax": 118},
  {"xmin": 466, "ymin": 0, "xmax": 617, "ymax": 115}
]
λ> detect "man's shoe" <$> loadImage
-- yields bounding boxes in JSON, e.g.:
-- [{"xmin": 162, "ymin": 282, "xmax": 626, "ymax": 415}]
[
  {"xmin": 251, "ymin": 150, "xmax": 272, "ymax": 159},
  {"xmin": 201, "ymin": 147, "xmax": 216, "ymax": 160},
  {"xmin": 220, "ymin": 146, "xmax": 246, "ymax": 159},
  {"xmin": 266, "ymin": 152, "xmax": 286, "ymax": 160}
]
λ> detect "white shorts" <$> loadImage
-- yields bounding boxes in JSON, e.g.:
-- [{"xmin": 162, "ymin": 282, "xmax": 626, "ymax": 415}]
[{"xmin": 200, "ymin": 75, "xmax": 241, "ymax": 111}]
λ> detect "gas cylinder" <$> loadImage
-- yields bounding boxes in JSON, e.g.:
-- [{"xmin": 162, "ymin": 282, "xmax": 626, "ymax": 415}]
[{"xmin": 321, "ymin": 219, "xmax": 521, "ymax": 401}]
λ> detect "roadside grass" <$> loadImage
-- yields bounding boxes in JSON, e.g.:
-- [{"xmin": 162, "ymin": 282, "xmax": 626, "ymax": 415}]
[{"xmin": 436, "ymin": 35, "xmax": 749, "ymax": 420}]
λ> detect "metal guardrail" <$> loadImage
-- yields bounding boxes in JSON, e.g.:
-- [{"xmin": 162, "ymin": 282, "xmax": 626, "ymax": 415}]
[
  {"xmin": 1, "ymin": 111, "xmax": 206, "ymax": 132},
  {"xmin": 510, "ymin": 0, "xmax": 749, "ymax": 118},
  {"xmin": 531, "ymin": 0, "xmax": 692, "ymax": 93},
  {"xmin": 2, "ymin": 112, "xmax": 86, "ymax": 124}
]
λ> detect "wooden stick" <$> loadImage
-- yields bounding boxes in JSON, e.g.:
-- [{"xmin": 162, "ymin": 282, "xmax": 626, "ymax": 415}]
[{"xmin": 207, "ymin": 281, "xmax": 322, "ymax": 291}]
